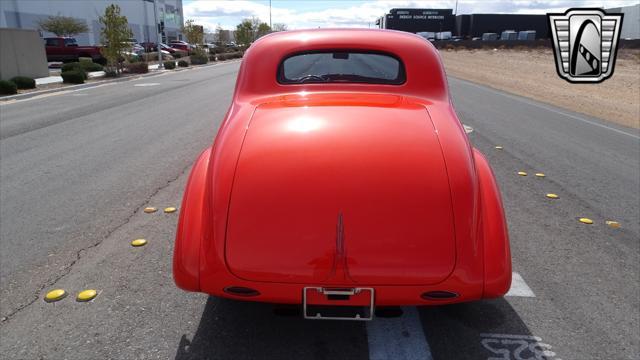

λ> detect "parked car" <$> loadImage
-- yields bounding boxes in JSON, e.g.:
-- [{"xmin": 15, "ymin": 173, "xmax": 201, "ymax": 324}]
[
  {"xmin": 170, "ymin": 40, "xmax": 196, "ymax": 53},
  {"xmin": 44, "ymin": 37, "xmax": 104, "ymax": 63},
  {"xmin": 168, "ymin": 43, "xmax": 191, "ymax": 53},
  {"xmin": 140, "ymin": 42, "xmax": 157, "ymax": 52},
  {"xmin": 131, "ymin": 44, "xmax": 145, "ymax": 55},
  {"xmin": 158, "ymin": 43, "xmax": 178, "ymax": 53},
  {"xmin": 173, "ymin": 29, "xmax": 512, "ymax": 320}
]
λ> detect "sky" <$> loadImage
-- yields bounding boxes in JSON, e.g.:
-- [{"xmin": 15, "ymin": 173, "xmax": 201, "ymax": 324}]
[{"xmin": 183, "ymin": 0, "xmax": 639, "ymax": 31}]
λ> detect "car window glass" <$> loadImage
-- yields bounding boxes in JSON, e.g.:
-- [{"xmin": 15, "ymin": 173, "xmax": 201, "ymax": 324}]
[{"xmin": 279, "ymin": 51, "xmax": 405, "ymax": 85}]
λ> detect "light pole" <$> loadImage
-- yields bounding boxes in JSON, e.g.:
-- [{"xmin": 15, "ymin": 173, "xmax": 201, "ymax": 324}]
[
  {"xmin": 269, "ymin": 0, "xmax": 272, "ymax": 29},
  {"xmin": 153, "ymin": 0, "xmax": 163, "ymax": 69}
]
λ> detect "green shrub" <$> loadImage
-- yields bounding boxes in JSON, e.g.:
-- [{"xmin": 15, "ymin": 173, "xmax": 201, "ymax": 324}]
[
  {"xmin": 163, "ymin": 61, "xmax": 176, "ymax": 69},
  {"xmin": 190, "ymin": 53, "xmax": 208, "ymax": 65},
  {"xmin": 217, "ymin": 53, "xmax": 228, "ymax": 61},
  {"xmin": 126, "ymin": 62, "xmax": 149, "ymax": 74},
  {"xmin": 61, "ymin": 62, "xmax": 90, "ymax": 79},
  {"xmin": 0, "ymin": 80, "xmax": 18, "ymax": 95},
  {"xmin": 10, "ymin": 76, "xmax": 36, "ymax": 89},
  {"xmin": 172, "ymin": 51, "xmax": 185, "ymax": 59},
  {"xmin": 208, "ymin": 54, "xmax": 217, "ymax": 62},
  {"xmin": 61, "ymin": 70, "xmax": 85, "ymax": 84},
  {"xmin": 81, "ymin": 62, "xmax": 103, "ymax": 72},
  {"xmin": 61, "ymin": 62, "xmax": 83, "ymax": 72},
  {"xmin": 178, "ymin": 60, "xmax": 189, "ymax": 67}
]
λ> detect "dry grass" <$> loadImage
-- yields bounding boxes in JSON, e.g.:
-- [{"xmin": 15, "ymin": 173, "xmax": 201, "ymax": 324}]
[{"xmin": 440, "ymin": 48, "xmax": 640, "ymax": 129}]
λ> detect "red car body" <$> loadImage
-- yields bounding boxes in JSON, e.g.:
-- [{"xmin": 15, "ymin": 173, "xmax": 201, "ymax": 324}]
[
  {"xmin": 173, "ymin": 29, "xmax": 511, "ymax": 318},
  {"xmin": 44, "ymin": 37, "xmax": 104, "ymax": 62},
  {"xmin": 169, "ymin": 42, "xmax": 192, "ymax": 54},
  {"xmin": 169, "ymin": 43, "xmax": 189, "ymax": 52}
]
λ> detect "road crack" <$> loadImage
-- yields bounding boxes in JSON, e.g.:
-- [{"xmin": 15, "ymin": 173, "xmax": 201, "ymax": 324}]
[{"xmin": 1, "ymin": 161, "xmax": 194, "ymax": 323}]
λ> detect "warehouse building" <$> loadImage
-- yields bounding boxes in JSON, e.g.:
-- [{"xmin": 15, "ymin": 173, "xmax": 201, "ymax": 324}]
[
  {"xmin": 456, "ymin": 14, "xmax": 548, "ymax": 39},
  {"xmin": 376, "ymin": 9, "xmax": 455, "ymax": 34},
  {"xmin": 0, "ymin": 0, "xmax": 183, "ymax": 45},
  {"xmin": 377, "ymin": 8, "xmax": 548, "ymax": 39},
  {"xmin": 607, "ymin": 4, "xmax": 640, "ymax": 39},
  {"xmin": 378, "ymin": 6, "xmax": 639, "ymax": 40}
]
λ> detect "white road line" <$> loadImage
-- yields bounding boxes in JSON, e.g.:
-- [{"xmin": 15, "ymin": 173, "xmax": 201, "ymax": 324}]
[
  {"xmin": 480, "ymin": 333, "xmax": 542, "ymax": 341},
  {"xmin": 0, "ymin": 82, "xmax": 117, "ymax": 106},
  {"xmin": 450, "ymin": 77, "xmax": 640, "ymax": 140},
  {"xmin": 463, "ymin": 124, "xmax": 474, "ymax": 133},
  {"xmin": 134, "ymin": 83, "xmax": 161, "ymax": 87},
  {"xmin": 367, "ymin": 307, "xmax": 433, "ymax": 360},
  {"xmin": 506, "ymin": 272, "xmax": 536, "ymax": 297}
]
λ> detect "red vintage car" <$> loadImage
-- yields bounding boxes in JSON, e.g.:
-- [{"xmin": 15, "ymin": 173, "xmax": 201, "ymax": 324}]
[{"xmin": 173, "ymin": 29, "xmax": 511, "ymax": 320}]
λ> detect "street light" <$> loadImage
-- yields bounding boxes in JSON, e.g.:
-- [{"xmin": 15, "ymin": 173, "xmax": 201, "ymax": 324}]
[{"xmin": 153, "ymin": 0, "xmax": 163, "ymax": 69}]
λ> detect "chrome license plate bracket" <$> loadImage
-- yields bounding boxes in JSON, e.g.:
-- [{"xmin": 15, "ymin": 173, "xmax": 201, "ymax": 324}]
[{"xmin": 303, "ymin": 287, "xmax": 374, "ymax": 321}]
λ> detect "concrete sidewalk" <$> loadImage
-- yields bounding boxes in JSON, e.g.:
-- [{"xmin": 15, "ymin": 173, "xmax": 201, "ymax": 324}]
[{"xmin": 37, "ymin": 62, "xmax": 174, "ymax": 85}]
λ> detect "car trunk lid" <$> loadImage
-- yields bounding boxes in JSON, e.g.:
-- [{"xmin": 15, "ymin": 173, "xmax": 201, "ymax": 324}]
[{"xmin": 225, "ymin": 99, "xmax": 456, "ymax": 285}]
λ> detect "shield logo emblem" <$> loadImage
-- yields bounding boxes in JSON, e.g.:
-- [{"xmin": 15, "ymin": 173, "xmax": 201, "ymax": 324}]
[{"xmin": 548, "ymin": 8, "xmax": 624, "ymax": 83}]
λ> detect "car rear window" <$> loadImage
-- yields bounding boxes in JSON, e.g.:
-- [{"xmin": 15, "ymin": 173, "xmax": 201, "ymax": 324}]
[{"xmin": 278, "ymin": 51, "xmax": 405, "ymax": 85}]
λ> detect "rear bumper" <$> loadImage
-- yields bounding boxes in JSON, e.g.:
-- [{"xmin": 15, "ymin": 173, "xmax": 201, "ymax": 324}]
[{"xmin": 201, "ymin": 280, "xmax": 483, "ymax": 306}]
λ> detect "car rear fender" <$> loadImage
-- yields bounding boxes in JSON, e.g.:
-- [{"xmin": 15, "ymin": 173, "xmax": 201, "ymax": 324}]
[
  {"xmin": 473, "ymin": 149, "xmax": 512, "ymax": 298},
  {"xmin": 173, "ymin": 147, "xmax": 211, "ymax": 291}
]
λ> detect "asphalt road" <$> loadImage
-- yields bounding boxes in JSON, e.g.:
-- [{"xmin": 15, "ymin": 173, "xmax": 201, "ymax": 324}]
[{"xmin": 0, "ymin": 61, "xmax": 638, "ymax": 360}]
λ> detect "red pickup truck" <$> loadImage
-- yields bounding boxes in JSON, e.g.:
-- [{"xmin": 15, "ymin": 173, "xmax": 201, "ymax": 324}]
[{"xmin": 44, "ymin": 37, "xmax": 105, "ymax": 63}]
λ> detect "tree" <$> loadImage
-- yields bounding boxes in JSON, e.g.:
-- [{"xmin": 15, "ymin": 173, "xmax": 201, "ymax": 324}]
[
  {"xmin": 235, "ymin": 17, "xmax": 272, "ymax": 46},
  {"xmin": 272, "ymin": 23, "xmax": 287, "ymax": 32},
  {"xmin": 256, "ymin": 22, "xmax": 271, "ymax": 38},
  {"xmin": 99, "ymin": 4, "xmax": 133, "ymax": 75},
  {"xmin": 235, "ymin": 19, "xmax": 254, "ymax": 46},
  {"xmin": 182, "ymin": 19, "xmax": 204, "ymax": 45},
  {"xmin": 37, "ymin": 15, "xmax": 88, "ymax": 37}
]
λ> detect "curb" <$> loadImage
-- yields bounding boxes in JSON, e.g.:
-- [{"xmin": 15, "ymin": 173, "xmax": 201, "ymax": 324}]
[{"xmin": 0, "ymin": 59, "xmax": 241, "ymax": 102}]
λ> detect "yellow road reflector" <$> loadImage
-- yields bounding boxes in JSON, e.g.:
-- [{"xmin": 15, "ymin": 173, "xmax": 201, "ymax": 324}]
[
  {"xmin": 164, "ymin": 207, "xmax": 177, "ymax": 213},
  {"xmin": 76, "ymin": 289, "xmax": 97, "ymax": 302},
  {"xmin": 143, "ymin": 207, "xmax": 157, "ymax": 213},
  {"xmin": 495, "ymin": 146, "xmax": 503, "ymax": 150},
  {"xmin": 517, "ymin": 171, "xmax": 527, "ymax": 176},
  {"xmin": 44, "ymin": 289, "xmax": 67, "ymax": 303},
  {"xmin": 131, "ymin": 238, "xmax": 147, "ymax": 247},
  {"xmin": 535, "ymin": 173, "xmax": 546, "ymax": 177},
  {"xmin": 606, "ymin": 221, "xmax": 621, "ymax": 228},
  {"xmin": 546, "ymin": 193, "xmax": 559, "ymax": 199},
  {"xmin": 579, "ymin": 218, "xmax": 594, "ymax": 224}
]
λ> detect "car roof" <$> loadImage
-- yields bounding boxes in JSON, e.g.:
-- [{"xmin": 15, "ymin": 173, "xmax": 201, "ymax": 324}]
[{"xmin": 235, "ymin": 28, "xmax": 448, "ymax": 101}]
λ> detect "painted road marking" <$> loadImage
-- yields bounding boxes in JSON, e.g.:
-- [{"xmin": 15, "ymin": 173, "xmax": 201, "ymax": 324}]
[
  {"xmin": 480, "ymin": 333, "xmax": 561, "ymax": 360},
  {"xmin": 506, "ymin": 272, "xmax": 535, "ymax": 297},
  {"xmin": 463, "ymin": 124, "xmax": 474, "ymax": 133},
  {"xmin": 451, "ymin": 77, "xmax": 639, "ymax": 140},
  {"xmin": 0, "ymin": 82, "xmax": 117, "ymax": 105},
  {"xmin": 367, "ymin": 307, "xmax": 433, "ymax": 360},
  {"xmin": 134, "ymin": 83, "xmax": 160, "ymax": 87}
]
